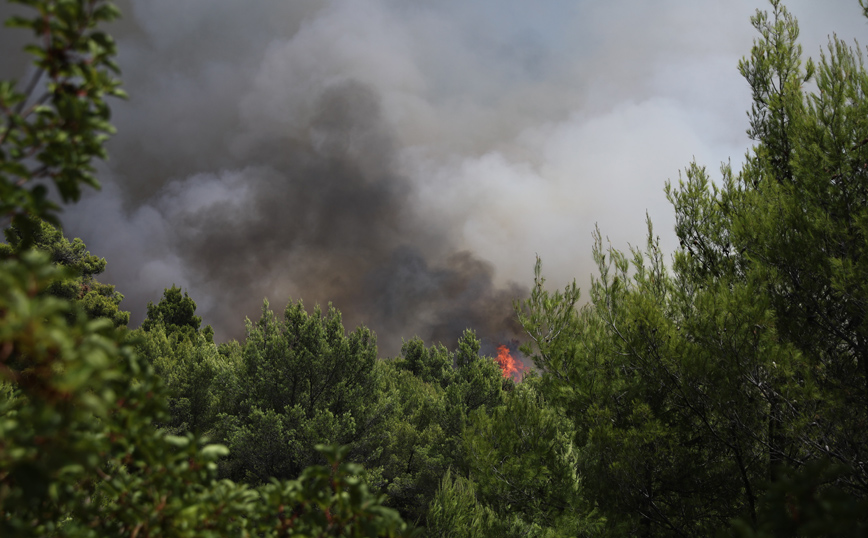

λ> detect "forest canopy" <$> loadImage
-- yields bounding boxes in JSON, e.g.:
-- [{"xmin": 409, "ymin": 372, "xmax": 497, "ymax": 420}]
[{"xmin": 3, "ymin": 0, "xmax": 868, "ymax": 536}]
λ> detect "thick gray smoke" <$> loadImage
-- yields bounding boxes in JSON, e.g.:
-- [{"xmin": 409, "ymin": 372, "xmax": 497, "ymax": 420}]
[{"xmin": 2, "ymin": 0, "xmax": 863, "ymax": 355}]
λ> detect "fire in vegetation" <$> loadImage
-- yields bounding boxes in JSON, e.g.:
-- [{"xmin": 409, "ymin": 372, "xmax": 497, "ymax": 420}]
[{"xmin": 495, "ymin": 345, "xmax": 526, "ymax": 381}]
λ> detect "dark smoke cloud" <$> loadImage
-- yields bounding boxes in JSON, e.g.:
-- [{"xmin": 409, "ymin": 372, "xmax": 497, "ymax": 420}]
[
  {"xmin": 144, "ymin": 78, "xmax": 513, "ymax": 353},
  {"xmin": 66, "ymin": 0, "xmax": 530, "ymax": 355},
  {"xmin": 2, "ymin": 0, "xmax": 864, "ymax": 356},
  {"xmin": 365, "ymin": 247, "xmax": 525, "ymax": 353}
]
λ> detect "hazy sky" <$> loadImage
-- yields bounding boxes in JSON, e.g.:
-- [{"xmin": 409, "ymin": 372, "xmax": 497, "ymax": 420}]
[{"xmin": 3, "ymin": 0, "xmax": 865, "ymax": 355}]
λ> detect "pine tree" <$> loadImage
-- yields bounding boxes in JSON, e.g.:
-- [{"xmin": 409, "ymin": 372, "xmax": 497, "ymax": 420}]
[{"xmin": 517, "ymin": 1, "xmax": 868, "ymax": 534}]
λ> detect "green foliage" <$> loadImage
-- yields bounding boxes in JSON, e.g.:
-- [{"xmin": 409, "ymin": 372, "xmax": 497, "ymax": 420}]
[
  {"xmin": 374, "ymin": 362, "xmax": 454, "ymax": 526},
  {"xmin": 461, "ymin": 380, "xmax": 601, "ymax": 537},
  {"xmin": 134, "ymin": 297, "xmax": 508, "ymax": 529},
  {"xmin": 1, "ymin": 216, "xmax": 129, "ymax": 327},
  {"xmin": 425, "ymin": 468, "xmax": 501, "ymax": 538},
  {"xmin": 135, "ymin": 325, "xmax": 235, "ymax": 435},
  {"xmin": 731, "ymin": 460, "xmax": 868, "ymax": 538},
  {"xmin": 217, "ymin": 300, "xmax": 382, "ymax": 483},
  {"xmin": 725, "ymin": 4, "xmax": 868, "ymax": 524},
  {"xmin": 143, "ymin": 284, "xmax": 203, "ymax": 338},
  {"xmin": 394, "ymin": 338, "xmax": 455, "ymax": 388},
  {"xmin": 516, "ymin": 1, "xmax": 868, "ymax": 534},
  {"xmin": 422, "ymin": 369, "xmax": 588, "ymax": 535},
  {"xmin": 365, "ymin": 331, "xmax": 507, "ymax": 528},
  {"xmin": 0, "ymin": 0, "xmax": 125, "ymax": 239},
  {"xmin": 0, "ymin": 250, "xmax": 144, "ymax": 536},
  {"xmin": 449, "ymin": 330, "xmax": 505, "ymax": 414},
  {"xmin": 394, "ymin": 330, "xmax": 504, "ymax": 419},
  {"xmin": 257, "ymin": 445, "xmax": 414, "ymax": 538},
  {"xmin": 209, "ymin": 303, "xmax": 498, "ymax": 529},
  {"xmin": 676, "ymin": 0, "xmax": 868, "ymax": 520},
  {"xmin": 737, "ymin": 19, "xmax": 868, "ymax": 491}
]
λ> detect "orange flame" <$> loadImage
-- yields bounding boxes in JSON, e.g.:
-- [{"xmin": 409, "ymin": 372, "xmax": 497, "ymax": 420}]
[{"xmin": 495, "ymin": 345, "xmax": 525, "ymax": 380}]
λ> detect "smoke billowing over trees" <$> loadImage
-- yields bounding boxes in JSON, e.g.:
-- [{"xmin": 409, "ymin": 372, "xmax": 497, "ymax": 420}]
[
  {"xmin": 7, "ymin": 0, "xmax": 858, "ymax": 353},
  {"xmin": 5, "ymin": 0, "xmax": 868, "ymax": 536}
]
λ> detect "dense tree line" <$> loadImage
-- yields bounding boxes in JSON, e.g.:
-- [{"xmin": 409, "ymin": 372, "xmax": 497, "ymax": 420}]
[
  {"xmin": 135, "ymin": 290, "xmax": 509, "ymax": 527},
  {"xmin": 4, "ymin": 0, "xmax": 868, "ymax": 536}
]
